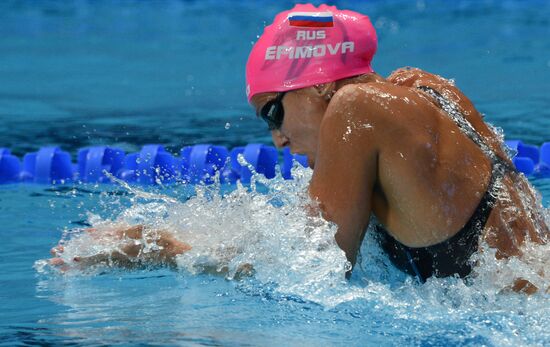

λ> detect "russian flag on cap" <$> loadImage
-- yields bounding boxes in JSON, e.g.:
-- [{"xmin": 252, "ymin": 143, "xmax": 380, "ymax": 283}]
[{"xmin": 288, "ymin": 11, "xmax": 334, "ymax": 27}]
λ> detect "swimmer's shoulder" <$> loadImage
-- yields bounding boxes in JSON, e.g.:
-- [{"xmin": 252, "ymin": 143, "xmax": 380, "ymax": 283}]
[
  {"xmin": 387, "ymin": 67, "xmax": 451, "ymax": 88},
  {"xmin": 387, "ymin": 67, "xmax": 475, "ymax": 116},
  {"xmin": 387, "ymin": 67, "xmax": 509, "ymax": 158},
  {"xmin": 319, "ymin": 81, "xmax": 435, "ymax": 155},
  {"xmin": 326, "ymin": 79, "xmax": 433, "ymax": 128},
  {"xmin": 324, "ymin": 82, "xmax": 389, "ymax": 127}
]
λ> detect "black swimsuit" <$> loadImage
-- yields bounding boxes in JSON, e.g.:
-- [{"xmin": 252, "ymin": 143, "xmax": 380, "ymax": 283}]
[{"xmin": 376, "ymin": 86, "xmax": 516, "ymax": 282}]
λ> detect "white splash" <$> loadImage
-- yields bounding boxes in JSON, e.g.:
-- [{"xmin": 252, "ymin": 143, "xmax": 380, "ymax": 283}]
[{"xmin": 37, "ymin": 158, "xmax": 550, "ymax": 313}]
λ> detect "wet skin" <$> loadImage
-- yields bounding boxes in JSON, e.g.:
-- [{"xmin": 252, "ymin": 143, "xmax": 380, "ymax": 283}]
[
  {"xmin": 252, "ymin": 68, "xmax": 548, "ymax": 292},
  {"xmin": 50, "ymin": 225, "xmax": 192, "ymax": 270},
  {"xmin": 51, "ymin": 68, "xmax": 547, "ymax": 293}
]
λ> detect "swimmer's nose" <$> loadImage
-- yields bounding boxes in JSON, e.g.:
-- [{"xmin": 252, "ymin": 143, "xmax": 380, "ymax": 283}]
[{"xmin": 271, "ymin": 130, "xmax": 290, "ymax": 148}]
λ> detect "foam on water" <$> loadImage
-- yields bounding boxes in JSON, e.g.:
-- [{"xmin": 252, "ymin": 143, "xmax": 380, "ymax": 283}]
[{"xmin": 35, "ymin": 161, "xmax": 550, "ymax": 344}]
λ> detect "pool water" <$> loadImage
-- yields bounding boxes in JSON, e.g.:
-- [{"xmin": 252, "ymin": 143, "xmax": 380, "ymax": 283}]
[{"xmin": 1, "ymin": 0, "xmax": 550, "ymax": 346}]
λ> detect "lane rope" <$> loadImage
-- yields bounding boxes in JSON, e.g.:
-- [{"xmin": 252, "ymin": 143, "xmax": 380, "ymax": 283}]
[{"xmin": 0, "ymin": 140, "xmax": 548, "ymax": 185}]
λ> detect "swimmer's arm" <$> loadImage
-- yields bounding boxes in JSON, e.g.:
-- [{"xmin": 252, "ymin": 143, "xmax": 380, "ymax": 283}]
[
  {"xmin": 114, "ymin": 228, "xmax": 192, "ymax": 268},
  {"xmin": 50, "ymin": 225, "xmax": 191, "ymax": 269},
  {"xmin": 309, "ymin": 88, "xmax": 378, "ymax": 268}
]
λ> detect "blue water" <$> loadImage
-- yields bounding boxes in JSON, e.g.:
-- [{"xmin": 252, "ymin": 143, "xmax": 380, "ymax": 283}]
[{"xmin": 1, "ymin": 0, "xmax": 550, "ymax": 346}]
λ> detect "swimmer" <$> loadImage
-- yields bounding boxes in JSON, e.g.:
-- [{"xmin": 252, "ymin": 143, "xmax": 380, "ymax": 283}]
[
  {"xmin": 247, "ymin": 4, "xmax": 548, "ymax": 292},
  {"xmin": 51, "ymin": 4, "xmax": 548, "ymax": 292}
]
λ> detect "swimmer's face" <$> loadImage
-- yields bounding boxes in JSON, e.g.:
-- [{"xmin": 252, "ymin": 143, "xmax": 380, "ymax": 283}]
[{"xmin": 251, "ymin": 88, "xmax": 328, "ymax": 168}]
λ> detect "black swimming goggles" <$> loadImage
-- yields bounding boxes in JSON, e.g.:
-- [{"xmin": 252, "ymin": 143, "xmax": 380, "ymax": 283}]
[{"xmin": 258, "ymin": 92, "xmax": 286, "ymax": 130}]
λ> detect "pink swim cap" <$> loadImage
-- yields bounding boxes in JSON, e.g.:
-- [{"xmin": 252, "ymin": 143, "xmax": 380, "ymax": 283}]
[{"xmin": 246, "ymin": 4, "xmax": 377, "ymax": 101}]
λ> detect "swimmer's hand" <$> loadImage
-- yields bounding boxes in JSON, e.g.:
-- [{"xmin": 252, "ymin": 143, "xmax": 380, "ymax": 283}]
[{"xmin": 49, "ymin": 225, "xmax": 191, "ymax": 271}]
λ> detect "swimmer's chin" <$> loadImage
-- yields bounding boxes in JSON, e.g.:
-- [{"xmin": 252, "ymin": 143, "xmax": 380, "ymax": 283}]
[{"xmin": 307, "ymin": 156, "xmax": 315, "ymax": 169}]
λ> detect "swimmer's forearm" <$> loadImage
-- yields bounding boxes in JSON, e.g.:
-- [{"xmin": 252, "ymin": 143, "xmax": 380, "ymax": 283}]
[
  {"xmin": 71, "ymin": 230, "xmax": 191, "ymax": 269},
  {"xmin": 73, "ymin": 250, "xmax": 148, "ymax": 269}
]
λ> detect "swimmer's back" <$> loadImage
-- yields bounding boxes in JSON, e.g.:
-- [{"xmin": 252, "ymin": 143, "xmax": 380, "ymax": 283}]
[
  {"xmin": 326, "ymin": 73, "xmax": 490, "ymax": 247},
  {"xmin": 326, "ymin": 67, "xmax": 547, "ymax": 252},
  {"xmin": 386, "ymin": 68, "xmax": 548, "ymax": 255}
]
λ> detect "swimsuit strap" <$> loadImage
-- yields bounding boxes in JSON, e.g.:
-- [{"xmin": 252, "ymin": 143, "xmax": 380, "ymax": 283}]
[{"xmin": 417, "ymin": 86, "xmax": 513, "ymax": 172}]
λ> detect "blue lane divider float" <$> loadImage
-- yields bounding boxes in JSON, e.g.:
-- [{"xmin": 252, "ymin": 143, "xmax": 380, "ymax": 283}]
[
  {"xmin": 504, "ymin": 140, "xmax": 550, "ymax": 177},
  {"xmin": 0, "ymin": 143, "xmax": 308, "ymax": 185},
  {"xmin": 2, "ymin": 140, "xmax": 548, "ymax": 185},
  {"xmin": 78, "ymin": 146, "xmax": 125, "ymax": 183},
  {"xmin": 22, "ymin": 146, "xmax": 74, "ymax": 184},
  {"xmin": 0, "ymin": 148, "xmax": 21, "ymax": 183},
  {"xmin": 282, "ymin": 147, "xmax": 308, "ymax": 179},
  {"xmin": 119, "ymin": 145, "xmax": 180, "ymax": 185},
  {"xmin": 538, "ymin": 143, "xmax": 550, "ymax": 175},
  {"xmin": 238, "ymin": 144, "xmax": 279, "ymax": 184},
  {"xmin": 181, "ymin": 144, "xmax": 228, "ymax": 184}
]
